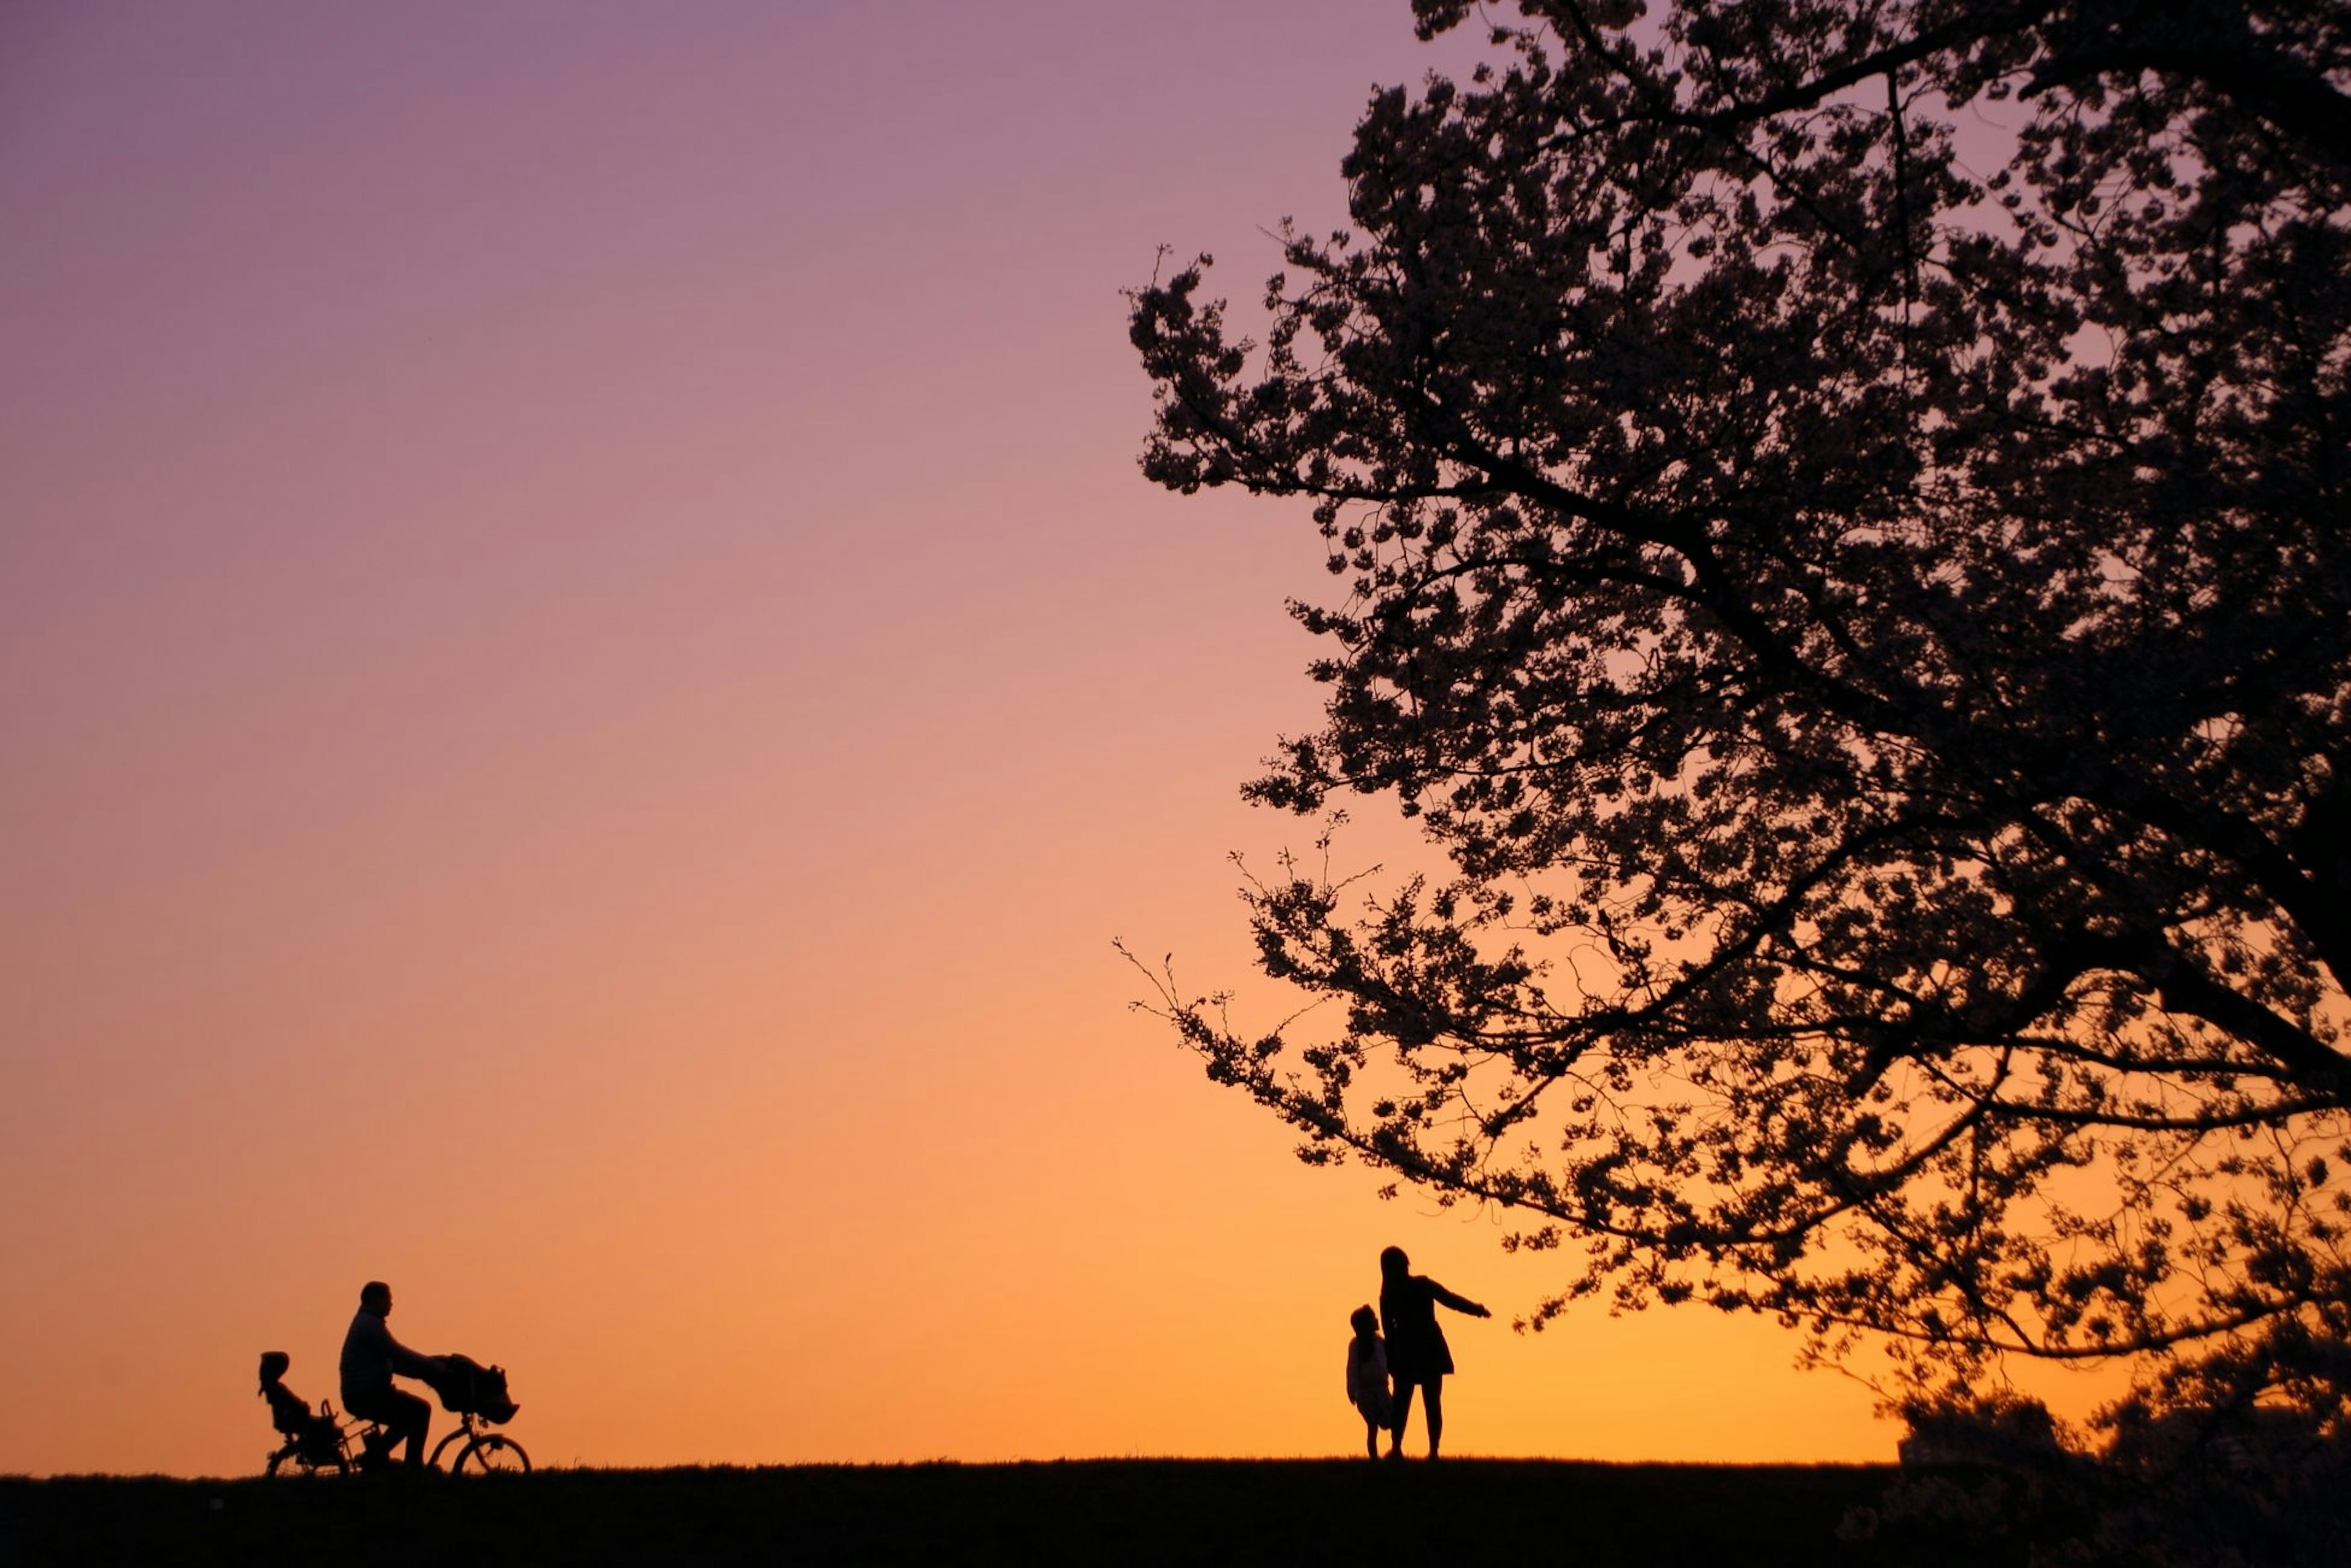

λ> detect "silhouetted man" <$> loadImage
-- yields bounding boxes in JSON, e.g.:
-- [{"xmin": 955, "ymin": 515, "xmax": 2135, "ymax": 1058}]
[{"xmin": 339, "ymin": 1280, "xmax": 443, "ymax": 1469}]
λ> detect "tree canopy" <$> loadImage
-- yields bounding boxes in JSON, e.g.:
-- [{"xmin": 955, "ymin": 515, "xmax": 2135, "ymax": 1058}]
[{"xmin": 1128, "ymin": 0, "xmax": 2351, "ymax": 1431}]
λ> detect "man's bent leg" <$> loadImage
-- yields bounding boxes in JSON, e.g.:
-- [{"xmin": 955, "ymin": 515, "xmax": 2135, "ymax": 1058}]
[
  {"xmin": 349, "ymin": 1387, "xmax": 433, "ymax": 1469},
  {"xmin": 385, "ymin": 1386, "xmax": 431, "ymax": 1468}
]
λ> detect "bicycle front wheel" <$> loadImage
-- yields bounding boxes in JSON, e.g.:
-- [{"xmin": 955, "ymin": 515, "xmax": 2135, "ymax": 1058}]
[{"xmin": 455, "ymin": 1434, "xmax": 530, "ymax": 1474}]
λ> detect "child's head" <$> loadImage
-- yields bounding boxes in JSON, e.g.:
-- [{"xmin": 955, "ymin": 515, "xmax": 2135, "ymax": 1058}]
[
  {"xmin": 1350, "ymin": 1305, "xmax": 1379, "ymax": 1338},
  {"xmin": 258, "ymin": 1351, "xmax": 291, "ymax": 1392}
]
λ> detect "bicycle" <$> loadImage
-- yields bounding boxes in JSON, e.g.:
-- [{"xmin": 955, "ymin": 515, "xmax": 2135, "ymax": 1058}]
[
  {"xmin": 260, "ymin": 1350, "xmax": 528, "ymax": 1476},
  {"xmin": 265, "ymin": 1400, "xmax": 533, "ymax": 1475}
]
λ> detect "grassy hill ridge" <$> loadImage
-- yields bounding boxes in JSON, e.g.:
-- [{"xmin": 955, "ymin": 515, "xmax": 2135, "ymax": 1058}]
[{"xmin": 1, "ymin": 1459, "xmax": 2004, "ymax": 1567}]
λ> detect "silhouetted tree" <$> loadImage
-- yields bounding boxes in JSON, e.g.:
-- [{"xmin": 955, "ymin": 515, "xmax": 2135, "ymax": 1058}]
[{"xmin": 1128, "ymin": 0, "xmax": 2351, "ymax": 1434}]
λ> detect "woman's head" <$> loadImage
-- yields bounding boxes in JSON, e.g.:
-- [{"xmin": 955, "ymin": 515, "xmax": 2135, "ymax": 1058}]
[{"xmin": 1379, "ymin": 1245, "xmax": 1409, "ymax": 1280}]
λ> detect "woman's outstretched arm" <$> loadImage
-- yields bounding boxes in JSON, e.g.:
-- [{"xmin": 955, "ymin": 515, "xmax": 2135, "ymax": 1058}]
[{"xmin": 1428, "ymin": 1280, "xmax": 1491, "ymax": 1318}]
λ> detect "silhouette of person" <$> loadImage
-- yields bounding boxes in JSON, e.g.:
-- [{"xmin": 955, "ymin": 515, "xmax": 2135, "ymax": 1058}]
[
  {"xmin": 258, "ymin": 1350, "xmax": 339, "ymax": 1459},
  {"xmin": 339, "ymin": 1281, "xmax": 445, "ymax": 1469},
  {"xmin": 1344, "ymin": 1304, "xmax": 1392, "ymax": 1459},
  {"xmin": 258, "ymin": 1351, "xmax": 313, "ymax": 1435},
  {"xmin": 1378, "ymin": 1245, "xmax": 1489, "ymax": 1459}
]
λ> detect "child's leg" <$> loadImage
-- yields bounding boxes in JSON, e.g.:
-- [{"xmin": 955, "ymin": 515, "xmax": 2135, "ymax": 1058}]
[{"xmin": 1363, "ymin": 1412, "xmax": 1380, "ymax": 1458}]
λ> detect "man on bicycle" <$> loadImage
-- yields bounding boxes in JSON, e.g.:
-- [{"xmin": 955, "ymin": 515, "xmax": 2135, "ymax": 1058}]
[{"xmin": 339, "ymin": 1280, "xmax": 446, "ymax": 1469}]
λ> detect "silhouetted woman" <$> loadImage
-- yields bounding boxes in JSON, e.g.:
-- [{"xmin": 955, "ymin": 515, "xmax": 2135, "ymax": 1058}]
[{"xmin": 1378, "ymin": 1245, "xmax": 1489, "ymax": 1459}]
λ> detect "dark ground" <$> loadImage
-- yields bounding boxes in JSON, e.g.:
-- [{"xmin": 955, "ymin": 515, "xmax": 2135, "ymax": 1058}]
[{"xmin": 0, "ymin": 1460, "xmax": 2028, "ymax": 1567}]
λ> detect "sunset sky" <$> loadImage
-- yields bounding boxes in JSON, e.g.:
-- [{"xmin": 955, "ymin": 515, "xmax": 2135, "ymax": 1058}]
[{"xmin": 0, "ymin": 0, "xmax": 2008, "ymax": 1475}]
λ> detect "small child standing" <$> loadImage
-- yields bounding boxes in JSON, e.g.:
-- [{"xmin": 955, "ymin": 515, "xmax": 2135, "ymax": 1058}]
[{"xmin": 1344, "ymin": 1305, "xmax": 1392, "ymax": 1459}]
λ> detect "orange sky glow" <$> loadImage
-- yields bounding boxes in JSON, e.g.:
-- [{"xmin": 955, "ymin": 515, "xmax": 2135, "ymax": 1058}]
[{"xmin": 3, "ymin": 0, "xmax": 2128, "ymax": 1477}]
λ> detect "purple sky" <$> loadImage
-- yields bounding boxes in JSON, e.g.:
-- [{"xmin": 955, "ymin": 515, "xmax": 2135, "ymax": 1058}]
[{"xmin": 1, "ymin": 2, "xmax": 1913, "ymax": 1472}]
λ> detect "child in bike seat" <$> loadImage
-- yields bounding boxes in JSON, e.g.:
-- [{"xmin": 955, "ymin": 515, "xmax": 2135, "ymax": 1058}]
[{"xmin": 258, "ymin": 1351, "xmax": 341, "ymax": 1458}]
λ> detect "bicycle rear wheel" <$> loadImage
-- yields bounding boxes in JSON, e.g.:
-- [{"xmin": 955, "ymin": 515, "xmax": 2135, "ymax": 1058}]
[{"xmin": 455, "ymin": 1434, "xmax": 530, "ymax": 1474}]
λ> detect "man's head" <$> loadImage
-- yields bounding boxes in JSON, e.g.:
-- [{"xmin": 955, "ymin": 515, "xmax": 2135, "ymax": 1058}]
[{"xmin": 359, "ymin": 1281, "xmax": 393, "ymax": 1316}]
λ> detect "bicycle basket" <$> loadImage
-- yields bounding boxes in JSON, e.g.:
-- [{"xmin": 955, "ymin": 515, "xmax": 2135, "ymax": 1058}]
[{"xmin": 430, "ymin": 1352, "xmax": 520, "ymax": 1424}]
